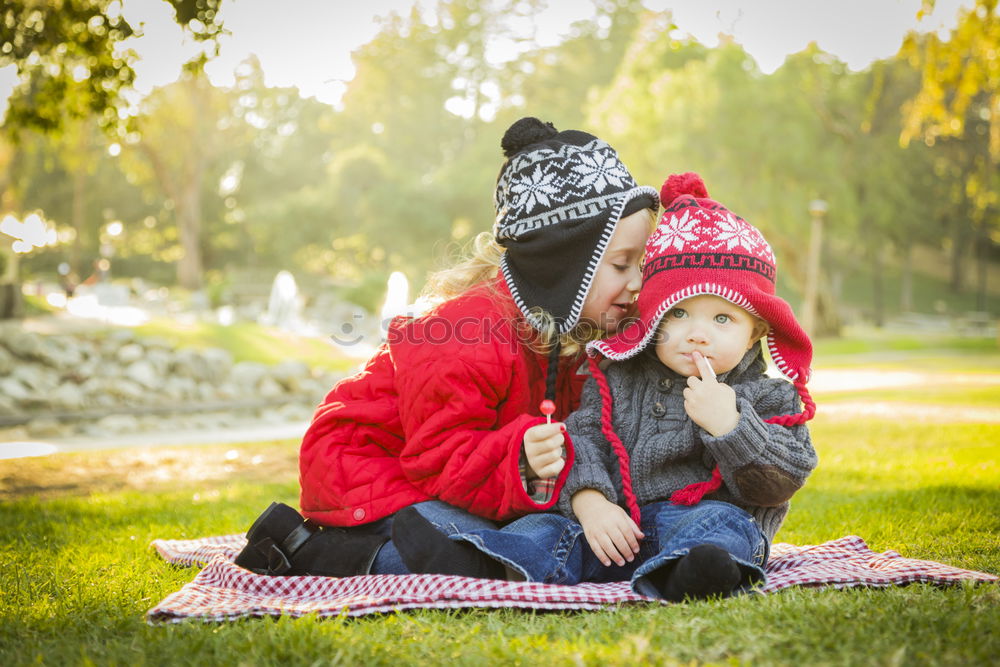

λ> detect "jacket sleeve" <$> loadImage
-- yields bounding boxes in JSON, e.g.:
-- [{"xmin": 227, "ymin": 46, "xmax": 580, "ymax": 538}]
[
  {"xmin": 701, "ymin": 378, "xmax": 818, "ymax": 507},
  {"xmin": 395, "ymin": 353, "xmax": 574, "ymax": 522},
  {"xmin": 557, "ymin": 375, "xmax": 619, "ymax": 520}
]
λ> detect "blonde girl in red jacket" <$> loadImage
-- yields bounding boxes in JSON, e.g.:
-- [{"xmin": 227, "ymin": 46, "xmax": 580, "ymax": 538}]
[{"xmin": 234, "ymin": 117, "xmax": 660, "ymax": 578}]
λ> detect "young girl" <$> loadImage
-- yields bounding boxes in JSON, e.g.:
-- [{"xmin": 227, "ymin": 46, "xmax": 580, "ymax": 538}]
[
  {"xmin": 392, "ymin": 172, "xmax": 818, "ymax": 600},
  {"xmin": 233, "ymin": 117, "xmax": 660, "ymax": 577}
]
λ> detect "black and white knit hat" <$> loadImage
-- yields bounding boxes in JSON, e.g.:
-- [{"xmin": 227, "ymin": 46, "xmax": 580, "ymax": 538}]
[{"xmin": 494, "ymin": 118, "xmax": 659, "ymax": 335}]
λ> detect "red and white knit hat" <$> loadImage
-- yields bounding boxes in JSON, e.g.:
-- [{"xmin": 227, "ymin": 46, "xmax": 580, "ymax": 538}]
[
  {"xmin": 591, "ymin": 172, "xmax": 813, "ymax": 383},
  {"xmin": 584, "ymin": 173, "xmax": 816, "ymax": 520}
]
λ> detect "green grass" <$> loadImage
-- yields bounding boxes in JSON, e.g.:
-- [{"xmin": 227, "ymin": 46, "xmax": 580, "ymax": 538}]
[
  {"xmin": 1, "ymin": 380, "xmax": 998, "ymax": 665},
  {"xmin": 813, "ymin": 328, "xmax": 1000, "ymax": 372},
  {"xmin": 134, "ymin": 317, "xmax": 359, "ymax": 372}
]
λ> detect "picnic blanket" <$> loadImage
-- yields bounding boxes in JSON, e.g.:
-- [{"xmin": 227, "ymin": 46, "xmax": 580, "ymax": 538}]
[{"xmin": 146, "ymin": 534, "xmax": 997, "ymax": 624}]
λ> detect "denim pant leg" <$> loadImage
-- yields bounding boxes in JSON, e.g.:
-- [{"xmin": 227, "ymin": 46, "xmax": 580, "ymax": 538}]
[
  {"xmin": 447, "ymin": 512, "xmax": 590, "ymax": 585},
  {"xmin": 631, "ymin": 500, "xmax": 769, "ymax": 597},
  {"xmin": 368, "ymin": 501, "xmax": 500, "ymax": 575}
]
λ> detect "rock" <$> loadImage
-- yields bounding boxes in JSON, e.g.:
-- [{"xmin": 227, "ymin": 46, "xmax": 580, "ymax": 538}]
[
  {"xmin": 36, "ymin": 336, "xmax": 85, "ymax": 370},
  {"xmin": 124, "ymin": 359, "xmax": 160, "ymax": 390},
  {"xmin": 94, "ymin": 413, "xmax": 141, "ymax": 434},
  {"xmin": 0, "ymin": 345, "xmax": 15, "ymax": 375},
  {"xmin": 162, "ymin": 376, "xmax": 198, "ymax": 401},
  {"xmin": 170, "ymin": 348, "xmax": 204, "ymax": 380},
  {"xmin": 51, "ymin": 382, "xmax": 86, "ymax": 410},
  {"xmin": 117, "ymin": 343, "xmax": 145, "ymax": 365},
  {"xmin": 0, "ymin": 327, "xmax": 43, "ymax": 360},
  {"xmin": 0, "ymin": 377, "xmax": 31, "ymax": 402},
  {"xmin": 215, "ymin": 382, "xmax": 242, "ymax": 400},
  {"xmin": 201, "ymin": 348, "xmax": 234, "ymax": 383},
  {"xmin": 258, "ymin": 376, "xmax": 285, "ymax": 398},
  {"xmin": 270, "ymin": 360, "xmax": 311, "ymax": 392},
  {"xmin": 198, "ymin": 381, "xmax": 222, "ymax": 401},
  {"xmin": 26, "ymin": 418, "xmax": 72, "ymax": 438},
  {"xmin": 230, "ymin": 361, "xmax": 269, "ymax": 391},
  {"xmin": 0, "ymin": 393, "xmax": 19, "ymax": 416},
  {"xmin": 144, "ymin": 348, "xmax": 173, "ymax": 376},
  {"xmin": 12, "ymin": 364, "xmax": 59, "ymax": 393},
  {"xmin": 107, "ymin": 378, "xmax": 147, "ymax": 403}
]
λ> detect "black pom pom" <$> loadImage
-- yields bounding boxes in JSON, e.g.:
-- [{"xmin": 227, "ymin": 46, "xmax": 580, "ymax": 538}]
[{"xmin": 501, "ymin": 117, "xmax": 558, "ymax": 157}]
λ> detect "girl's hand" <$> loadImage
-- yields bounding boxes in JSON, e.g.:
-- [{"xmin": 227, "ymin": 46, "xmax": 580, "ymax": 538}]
[
  {"xmin": 571, "ymin": 489, "xmax": 644, "ymax": 567},
  {"xmin": 683, "ymin": 351, "xmax": 740, "ymax": 436},
  {"xmin": 523, "ymin": 422, "xmax": 566, "ymax": 479}
]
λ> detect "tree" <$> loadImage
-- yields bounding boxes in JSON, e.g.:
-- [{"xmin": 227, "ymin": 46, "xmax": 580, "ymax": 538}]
[
  {"xmin": 901, "ymin": 1, "xmax": 999, "ymax": 304},
  {"xmin": 0, "ymin": 0, "xmax": 224, "ymax": 137},
  {"xmin": 122, "ymin": 72, "xmax": 239, "ymax": 289}
]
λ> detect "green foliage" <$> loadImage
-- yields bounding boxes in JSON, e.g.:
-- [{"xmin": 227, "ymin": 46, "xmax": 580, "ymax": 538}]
[
  {"xmin": 0, "ymin": 0, "xmax": 224, "ymax": 137},
  {"xmin": 2, "ymin": 0, "xmax": 996, "ymax": 324}
]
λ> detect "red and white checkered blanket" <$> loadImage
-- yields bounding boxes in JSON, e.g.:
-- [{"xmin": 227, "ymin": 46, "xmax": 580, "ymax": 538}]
[{"xmin": 147, "ymin": 534, "xmax": 997, "ymax": 624}]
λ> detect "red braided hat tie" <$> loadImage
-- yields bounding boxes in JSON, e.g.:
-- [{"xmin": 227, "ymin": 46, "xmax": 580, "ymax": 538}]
[{"xmin": 587, "ymin": 356, "xmax": 642, "ymax": 524}]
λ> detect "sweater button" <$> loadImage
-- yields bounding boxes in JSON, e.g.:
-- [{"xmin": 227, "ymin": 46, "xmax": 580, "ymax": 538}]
[
  {"xmin": 651, "ymin": 402, "xmax": 666, "ymax": 417},
  {"xmin": 352, "ymin": 508, "xmax": 366, "ymax": 522},
  {"xmin": 657, "ymin": 378, "xmax": 673, "ymax": 392}
]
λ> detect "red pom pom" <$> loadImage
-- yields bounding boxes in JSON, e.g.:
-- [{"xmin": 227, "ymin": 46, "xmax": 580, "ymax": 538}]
[
  {"xmin": 539, "ymin": 399, "xmax": 556, "ymax": 416},
  {"xmin": 659, "ymin": 172, "xmax": 708, "ymax": 205}
]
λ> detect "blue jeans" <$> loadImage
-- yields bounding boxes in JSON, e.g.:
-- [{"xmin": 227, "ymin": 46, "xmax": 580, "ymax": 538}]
[
  {"xmin": 350, "ymin": 501, "xmax": 499, "ymax": 574},
  {"xmin": 446, "ymin": 500, "xmax": 769, "ymax": 595}
]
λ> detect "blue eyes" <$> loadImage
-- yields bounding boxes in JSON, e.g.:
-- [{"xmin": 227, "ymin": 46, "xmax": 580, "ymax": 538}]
[{"xmin": 667, "ymin": 308, "xmax": 732, "ymax": 324}]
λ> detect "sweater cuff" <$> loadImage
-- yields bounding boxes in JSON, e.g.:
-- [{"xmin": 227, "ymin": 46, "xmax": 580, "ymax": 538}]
[
  {"xmin": 557, "ymin": 464, "xmax": 618, "ymax": 520},
  {"xmin": 700, "ymin": 397, "xmax": 769, "ymax": 468},
  {"xmin": 510, "ymin": 417, "xmax": 575, "ymax": 512}
]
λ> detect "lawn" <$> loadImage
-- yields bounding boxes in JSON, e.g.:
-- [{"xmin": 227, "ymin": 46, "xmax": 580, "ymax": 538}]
[{"xmin": 1, "ymin": 347, "xmax": 998, "ymax": 665}]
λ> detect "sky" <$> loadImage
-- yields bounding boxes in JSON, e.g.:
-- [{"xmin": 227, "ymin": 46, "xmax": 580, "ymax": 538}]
[{"xmin": 0, "ymin": 0, "xmax": 974, "ymax": 115}]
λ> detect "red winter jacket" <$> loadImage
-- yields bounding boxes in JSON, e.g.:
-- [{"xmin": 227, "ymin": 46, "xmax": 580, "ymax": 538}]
[{"xmin": 299, "ymin": 277, "xmax": 585, "ymax": 527}]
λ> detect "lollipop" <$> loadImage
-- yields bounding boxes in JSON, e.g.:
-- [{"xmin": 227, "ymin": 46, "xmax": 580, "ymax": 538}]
[{"xmin": 539, "ymin": 399, "xmax": 556, "ymax": 424}]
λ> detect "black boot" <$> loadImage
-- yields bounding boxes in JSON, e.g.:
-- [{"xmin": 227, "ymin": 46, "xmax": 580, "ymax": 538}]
[
  {"xmin": 234, "ymin": 502, "xmax": 389, "ymax": 577},
  {"xmin": 649, "ymin": 544, "xmax": 742, "ymax": 602},
  {"xmin": 391, "ymin": 506, "xmax": 505, "ymax": 579}
]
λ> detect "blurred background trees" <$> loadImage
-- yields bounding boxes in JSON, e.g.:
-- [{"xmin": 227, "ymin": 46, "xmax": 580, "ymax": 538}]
[{"xmin": 0, "ymin": 0, "xmax": 996, "ymax": 334}]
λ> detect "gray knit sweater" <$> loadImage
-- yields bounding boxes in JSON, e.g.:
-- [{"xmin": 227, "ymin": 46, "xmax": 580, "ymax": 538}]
[{"xmin": 559, "ymin": 345, "xmax": 817, "ymax": 541}]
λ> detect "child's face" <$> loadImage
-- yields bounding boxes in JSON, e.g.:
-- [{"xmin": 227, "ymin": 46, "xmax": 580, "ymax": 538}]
[
  {"xmin": 579, "ymin": 209, "xmax": 651, "ymax": 333},
  {"xmin": 655, "ymin": 294, "xmax": 768, "ymax": 376}
]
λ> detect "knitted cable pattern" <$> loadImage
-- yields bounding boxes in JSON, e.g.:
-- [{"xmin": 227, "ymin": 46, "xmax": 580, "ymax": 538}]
[
  {"xmin": 671, "ymin": 367, "xmax": 816, "ymax": 505},
  {"xmin": 588, "ymin": 356, "xmax": 642, "ymax": 524}
]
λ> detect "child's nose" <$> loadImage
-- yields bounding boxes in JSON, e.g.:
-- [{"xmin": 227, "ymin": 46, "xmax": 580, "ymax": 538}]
[
  {"xmin": 686, "ymin": 325, "xmax": 709, "ymax": 344},
  {"xmin": 626, "ymin": 267, "xmax": 641, "ymax": 293}
]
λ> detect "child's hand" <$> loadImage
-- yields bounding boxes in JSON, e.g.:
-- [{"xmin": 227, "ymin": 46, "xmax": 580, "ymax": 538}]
[
  {"xmin": 571, "ymin": 489, "xmax": 644, "ymax": 567},
  {"xmin": 523, "ymin": 422, "xmax": 566, "ymax": 479},
  {"xmin": 683, "ymin": 351, "xmax": 740, "ymax": 437}
]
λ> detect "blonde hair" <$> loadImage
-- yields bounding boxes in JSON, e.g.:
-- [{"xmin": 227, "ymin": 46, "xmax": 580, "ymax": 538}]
[{"xmin": 421, "ymin": 206, "xmax": 657, "ymax": 358}]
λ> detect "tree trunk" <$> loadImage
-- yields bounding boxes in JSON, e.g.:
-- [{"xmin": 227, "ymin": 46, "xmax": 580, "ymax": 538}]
[
  {"xmin": 176, "ymin": 178, "xmax": 203, "ymax": 290},
  {"xmin": 975, "ymin": 227, "xmax": 989, "ymax": 313},
  {"xmin": 871, "ymin": 242, "xmax": 884, "ymax": 328},
  {"xmin": 949, "ymin": 213, "xmax": 967, "ymax": 293},
  {"xmin": 71, "ymin": 167, "xmax": 86, "ymax": 276},
  {"xmin": 900, "ymin": 242, "xmax": 913, "ymax": 312}
]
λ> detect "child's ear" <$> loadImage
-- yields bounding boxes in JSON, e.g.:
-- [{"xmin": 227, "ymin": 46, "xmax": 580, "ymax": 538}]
[{"xmin": 748, "ymin": 319, "xmax": 769, "ymax": 348}]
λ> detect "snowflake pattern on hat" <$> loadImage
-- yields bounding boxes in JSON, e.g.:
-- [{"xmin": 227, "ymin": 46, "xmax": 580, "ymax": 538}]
[{"xmin": 649, "ymin": 209, "xmax": 698, "ymax": 253}]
